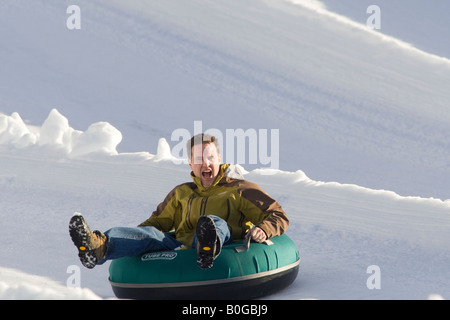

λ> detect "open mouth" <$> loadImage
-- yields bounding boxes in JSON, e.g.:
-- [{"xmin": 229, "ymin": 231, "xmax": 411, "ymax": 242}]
[{"xmin": 202, "ymin": 170, "xmax": 212, "ymax": 178}]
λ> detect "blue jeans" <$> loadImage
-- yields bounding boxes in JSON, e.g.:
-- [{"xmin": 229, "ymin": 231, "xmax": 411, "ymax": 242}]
[{"xmin": 98, "ymin": 215, "xmax": 232, "ymax": 264}]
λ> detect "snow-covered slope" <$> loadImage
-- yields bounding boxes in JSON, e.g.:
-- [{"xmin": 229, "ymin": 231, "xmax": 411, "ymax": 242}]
[
  {"xmin": 1, "ymin": 0, "xmax": 449, "ymax": 299},
  {"xmin": 1, "ymin": 0, "xmax": 450, "ymax": 199},
  {"xmin": 318, "ymin": 0, "xmax": 450, "ymax": 59}
]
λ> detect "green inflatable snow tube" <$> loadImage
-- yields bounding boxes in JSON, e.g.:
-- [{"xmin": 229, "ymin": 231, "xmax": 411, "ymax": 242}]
[{"xmin": 109, "ymin": 234, "xmax": 300, "ymax": 300}]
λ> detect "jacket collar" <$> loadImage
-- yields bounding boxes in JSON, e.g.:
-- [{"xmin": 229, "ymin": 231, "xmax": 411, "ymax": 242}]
[
  {"xmin": 190, "ymin": 163, "xmax": 245, "ymax": 191},
  {"xmin": 190, "ymin": 163, "xmax": 229, "ymax": 191}
]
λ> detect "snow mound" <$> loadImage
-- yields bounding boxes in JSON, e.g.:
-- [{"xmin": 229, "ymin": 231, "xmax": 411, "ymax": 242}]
[
  {"xmin": 0, "ymin": 267, "xmax": 101, "ymax": 300},
  {"xmin": 0, "ymin": 112, "xmax": 36, "ymax": 148},
  {"xmin": 0, "ymin": 109, "xmax": 183, "ymax": 164},
  {"xmin": 153, "ymin": 137, "xmax": 178, "ymax": 162},
  {"xmin": 0, "ymin": 109, "xmax": 122, "ymax": 157},
  {"xmin": 70, "ymin": 121, "xmax": 122, "ymax": 157}
]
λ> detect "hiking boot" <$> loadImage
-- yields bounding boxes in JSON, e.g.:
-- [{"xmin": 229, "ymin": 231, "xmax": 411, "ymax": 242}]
[
  {"xmin": 69, "ymin": 213, "xmax": 107, "ymax": 269},
  {"xmin": 196, "ymin": 216, "xmax": 220, "ymax": 269}
]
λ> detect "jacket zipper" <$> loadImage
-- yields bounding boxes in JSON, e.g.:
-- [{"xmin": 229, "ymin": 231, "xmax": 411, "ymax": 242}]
[
  {"xmin": 185, "ymin": 194, "xmax": 195, "ymax": 230},
  {"xmin": 200, "ymin": 196, "xmax": 208, "ymax": 216},
  {"xmin": 226, "ymin": 199, "xmax": 231, "ymax": 221},
  {"xmin": 226, "ymin": 198, "xmax": 232, "ymax": 236},
  {"xmin": 239, "ymin": 212, "xmax": 246, "ymax": 239}
]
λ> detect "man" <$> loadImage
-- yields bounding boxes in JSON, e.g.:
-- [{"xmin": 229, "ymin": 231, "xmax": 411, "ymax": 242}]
[{"xmin": 69, "ymin": 133, "xmax": 289, "ymax": 269}]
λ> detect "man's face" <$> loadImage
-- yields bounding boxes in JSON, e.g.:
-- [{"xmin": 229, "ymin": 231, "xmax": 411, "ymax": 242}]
[{"xmin": 189, "ymin": 142, "xmax": 222, "ymax": 188}]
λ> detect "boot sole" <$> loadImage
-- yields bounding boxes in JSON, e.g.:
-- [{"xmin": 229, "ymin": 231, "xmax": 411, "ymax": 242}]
[
  {"xmin": 196, "ymin": 216, "xmax": 217, "ymax": 269},
  {"xmin": 69, "ymin": 214, "xmax": 98, "ymax": 269}
]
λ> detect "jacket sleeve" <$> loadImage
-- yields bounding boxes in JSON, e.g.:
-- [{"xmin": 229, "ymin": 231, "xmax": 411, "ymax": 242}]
[
  {"xmin": 137, "ymin": 186, "xmax": 179, "ymax": 232},
  {"xmin": 238, "ymin": 181, "xmax": 289, "ymax": 238}
]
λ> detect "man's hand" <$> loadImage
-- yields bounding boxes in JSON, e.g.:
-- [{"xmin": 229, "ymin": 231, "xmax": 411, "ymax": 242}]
[{"xmin": 249, "ymin": 227, "xmax": 267, "ymax": 243}]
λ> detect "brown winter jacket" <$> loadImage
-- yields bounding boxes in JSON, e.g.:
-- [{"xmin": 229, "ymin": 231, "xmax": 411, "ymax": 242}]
[{"xmin": 138, "ymin": 163, "xmax": 289, "ymax": 248}]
